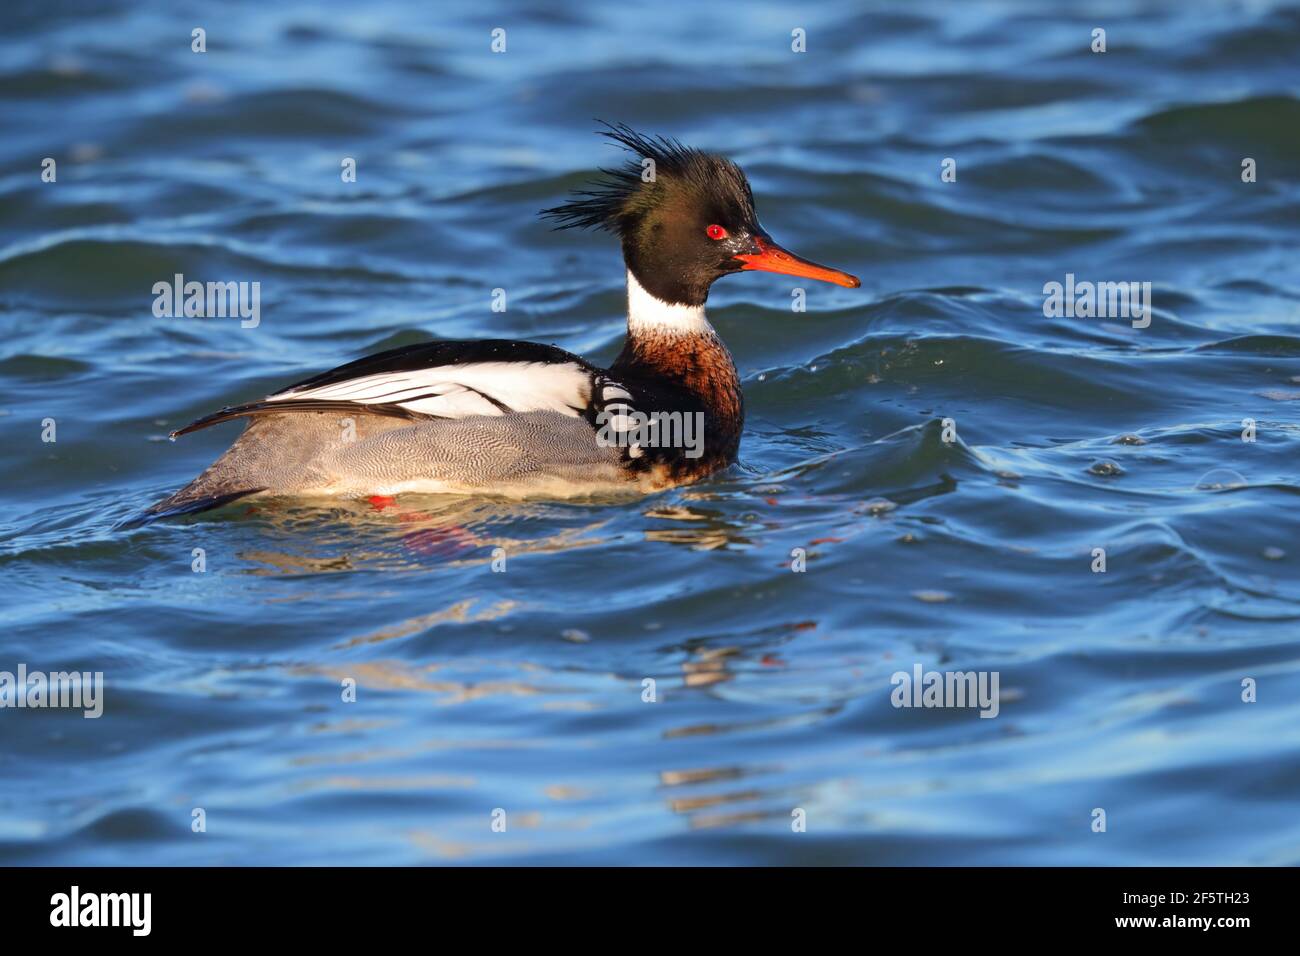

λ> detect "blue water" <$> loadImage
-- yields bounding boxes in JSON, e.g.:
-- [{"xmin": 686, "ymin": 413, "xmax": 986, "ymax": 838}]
[{"xmin": 1, "ymin": 0, "xmax": 1298, "ymax": 865}]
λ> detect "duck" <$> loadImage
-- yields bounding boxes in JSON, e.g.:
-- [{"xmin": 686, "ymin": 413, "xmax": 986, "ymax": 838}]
[{"xmin": 144, "ymin": 124, "xmax": 859, "ymax": 519}]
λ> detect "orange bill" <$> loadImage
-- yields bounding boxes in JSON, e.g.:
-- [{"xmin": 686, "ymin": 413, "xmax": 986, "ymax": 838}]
[{"xmin": 735, "ymin": 235, "xmax": 860, "ymax": 288}]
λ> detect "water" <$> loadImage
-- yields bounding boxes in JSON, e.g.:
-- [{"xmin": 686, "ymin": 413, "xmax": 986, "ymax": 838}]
[{"xmin": 1, "ymin": 0, "xmax": 1298, "ymax": 865}]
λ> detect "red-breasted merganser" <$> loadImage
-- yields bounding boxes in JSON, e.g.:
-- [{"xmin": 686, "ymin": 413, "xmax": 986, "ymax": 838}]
[{"xmin": 145, "ymin": 125, "xmax": 859, "ymax": 519}]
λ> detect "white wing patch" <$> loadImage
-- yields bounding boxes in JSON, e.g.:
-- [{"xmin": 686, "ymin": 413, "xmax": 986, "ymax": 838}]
[{"xmin": 267, "ymin": 361, "xmax": 594, "ymax": 419}]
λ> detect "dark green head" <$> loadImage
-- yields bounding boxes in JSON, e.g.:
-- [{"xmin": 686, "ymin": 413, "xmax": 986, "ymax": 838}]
[{"xmin": 542, "ymin": 123, "xmax": 859, "ymax": 307}]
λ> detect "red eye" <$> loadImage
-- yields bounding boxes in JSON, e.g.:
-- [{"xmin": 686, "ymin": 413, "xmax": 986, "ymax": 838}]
[{"xmin": 706, "ymin": 224, "xmax": 728, "ymax": 240}]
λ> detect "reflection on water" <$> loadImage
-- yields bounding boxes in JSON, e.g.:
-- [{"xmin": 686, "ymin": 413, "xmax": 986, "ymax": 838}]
[
  {"xmin": 291, "ymin": 660, "xmax": 546, "ymax": 706},
  {"xmin": 329, "ymin": 600, "xmax": 516, "ymax": 650},
  {"xmin": 643, "ymin": 502, "xmax": 759, "ymax": 550},
  {"xmin": 233, "ymin": 495, "xmax": 616, "ymax": 573},
  {"xmin": 2, "ymin": 0, "xmax": 1299, "ymax": 865}
]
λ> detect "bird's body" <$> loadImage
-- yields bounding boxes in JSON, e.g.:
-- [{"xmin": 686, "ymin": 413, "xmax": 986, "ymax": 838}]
[{"xmin": 145, "ymin": 125, "xmax": 857, "ymax": 520}]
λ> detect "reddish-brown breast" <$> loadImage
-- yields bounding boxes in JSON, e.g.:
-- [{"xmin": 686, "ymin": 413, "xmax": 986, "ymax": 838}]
[{"xmin": 611, "ymin": 329, "xmax": 744, "ymax": 481}]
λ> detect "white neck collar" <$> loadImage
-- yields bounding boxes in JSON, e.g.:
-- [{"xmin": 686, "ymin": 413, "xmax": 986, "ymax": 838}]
[{"xmin": 626, "ymin": 270, "xmax": 713, "ymax": 336}]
